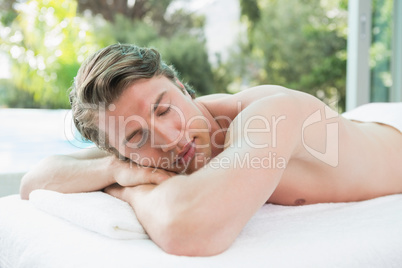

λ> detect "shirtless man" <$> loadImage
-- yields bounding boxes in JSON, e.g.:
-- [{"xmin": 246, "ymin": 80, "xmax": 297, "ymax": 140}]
[{"xmin": 20, "ymin": 44, "xmax": 402, "ymax": 256}]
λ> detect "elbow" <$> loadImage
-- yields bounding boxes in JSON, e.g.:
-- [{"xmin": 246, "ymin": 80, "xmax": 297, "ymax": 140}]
[
  {"xmin": 162, "ymin": 244, "xmax": 229, "ymax": 257},
  {"xmin": 19, "ymin": 156, "xmax": 55, "ymax": 200},
  {"xmin": 156, "ymin": 216, "xmax": 232, "ymax": 257},
  {"xmin": 19, "ymin": 172, "xmax": 35, "ymax": 200},
  {"xmin": 146, "ymin": 179, "xmax": 236, "ymax": 256},
  {"xmin": 19, "ymin": 176, "xmax": 30, "ymax": 200},
  {"xmin": 161, "ymin": 230, "xmax": 231, "ymax": 257},
  {"xmin": 19, "ymin": 154, "xmax": 65, "ymax": 200}
]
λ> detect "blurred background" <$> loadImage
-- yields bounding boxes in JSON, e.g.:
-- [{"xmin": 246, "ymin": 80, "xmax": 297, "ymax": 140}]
[{"xmin": 0, "ymin": 0, "xmax": 397, "ymax": 196}]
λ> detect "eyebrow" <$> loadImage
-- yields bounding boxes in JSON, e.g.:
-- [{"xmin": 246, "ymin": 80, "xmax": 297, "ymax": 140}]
[
  {"xmin": 152, "ymin": 91, "xmax": 166, "ymax": 112},
  {"xmin": 123, "ymin": 91, "xmax": 166, "ymax": 146}
]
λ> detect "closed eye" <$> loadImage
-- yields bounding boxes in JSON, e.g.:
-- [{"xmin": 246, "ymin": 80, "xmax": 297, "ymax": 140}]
[
  {"xmin": 158, "ymin": 105, "xmax": 171, "ymax": 116},
  {"xmin": 127, "ymin": 129, "xmax": 149, "ymax": 148}
]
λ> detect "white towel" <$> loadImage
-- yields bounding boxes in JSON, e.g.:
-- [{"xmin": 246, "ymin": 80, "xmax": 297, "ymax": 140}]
[{"xmin": 29, "ymin": 189, "xmax": 148, "ymax": 239}]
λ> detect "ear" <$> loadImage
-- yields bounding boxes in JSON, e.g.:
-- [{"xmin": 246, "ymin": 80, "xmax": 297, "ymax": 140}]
[
  {"xmin": 175, "ymin": 78, "xmax": 191, "ymax": 97},
  {"xmin": 175, "ymin": 78, "xmax": 185, "ymax": 90}
]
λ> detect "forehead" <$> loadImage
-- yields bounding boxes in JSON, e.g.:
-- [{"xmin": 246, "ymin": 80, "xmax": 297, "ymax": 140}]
[{"xmin": 110, "ymin": 76, "xmax": 172, "ymax": 117}]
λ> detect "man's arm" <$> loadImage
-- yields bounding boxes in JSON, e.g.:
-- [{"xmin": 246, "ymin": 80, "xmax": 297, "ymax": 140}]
[
  {"xmin": 20, "ymin": 147, "xmax": 174, "ymax": 200},
  {"xmin": 19, "ymin": 147, "xmax": 116, "ymax": 199},
  {"xmin": 106, "ymin": 93, "xmax": 303, "ymax": 256}
]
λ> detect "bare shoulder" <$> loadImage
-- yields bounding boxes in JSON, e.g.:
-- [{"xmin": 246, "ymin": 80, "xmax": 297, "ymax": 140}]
[
  {"xmin": 196, "ymin": 93, "xmax": 231, "ymax": 102},
  {"xmin": 237, "ymin": 85, "xmax": 339, "ymax": 126},
  {"xmin": 223, "ymin": 91, "xmax": 302, "ymax": 150},
  {"xmin": 196, "ymin": 85, "xmax": 291, "ymax": 106},
  {"xmin": 222, "ymin": 86, "xmax": 339, "ymax": 158},
  {"xmin": 198, "ymin": 85, "xmax": 324, "ymax": 117}
]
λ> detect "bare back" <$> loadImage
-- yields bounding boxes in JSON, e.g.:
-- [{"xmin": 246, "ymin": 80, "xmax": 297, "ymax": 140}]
[{"xmin": 270, "ymin": 119, "xmax": 402, "ymax": 205}]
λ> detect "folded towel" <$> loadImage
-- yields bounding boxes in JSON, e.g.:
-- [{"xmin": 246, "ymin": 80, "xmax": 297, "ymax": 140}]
[{"xmin": 29, "ymin": 189, "xmax": 148, "ymax": 239}]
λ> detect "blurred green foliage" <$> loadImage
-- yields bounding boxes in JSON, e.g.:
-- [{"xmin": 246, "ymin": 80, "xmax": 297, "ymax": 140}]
[
  {"xmin": 0, "ymin": 0, "xmax": 213, "ymax": 108},
  {"xmin": 231, "ymin": 0, "xmax": 349, "ymax": 111},
  {"xmin": 0, "ymin": 0, "xmax": 392, "ymax": 111},
  {"xmin": 1, "ymin": 0, "xmax": 113, "ymax": 108}
]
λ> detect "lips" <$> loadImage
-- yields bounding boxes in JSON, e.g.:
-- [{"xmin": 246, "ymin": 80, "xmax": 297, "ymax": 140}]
[{"xmin": 176, "ymin": 139, "xmax": 196, "ymax": 165}]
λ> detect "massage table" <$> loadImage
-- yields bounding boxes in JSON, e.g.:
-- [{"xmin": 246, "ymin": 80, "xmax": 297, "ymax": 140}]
[
  {"xmin": 1, "ymin": 190, "xmax": 402, "ymax": 268},
  {"xmin": 2, "ymin": 102, "xmax": 402, "ymax": 267}
]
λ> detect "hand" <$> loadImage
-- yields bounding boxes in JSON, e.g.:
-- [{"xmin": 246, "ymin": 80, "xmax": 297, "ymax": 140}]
[
  {"xmin": 109, "ymin": 157, "xmax": 177, "ymax": 187},
  {"xmin": 103, "ymin": 183, "xmax": 156, "ymax": 205}
]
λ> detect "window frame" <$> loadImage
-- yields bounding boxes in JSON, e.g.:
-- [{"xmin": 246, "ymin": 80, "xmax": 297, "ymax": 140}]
[{"xmin": 346, "ymin": 0, "xmax": 402, "ymax": 111}]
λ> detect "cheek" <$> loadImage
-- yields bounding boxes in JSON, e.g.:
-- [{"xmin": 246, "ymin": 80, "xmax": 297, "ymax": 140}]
[
  {"xmin": 170, "ymin": 104, "xmax": 187, "ymax": 126},
  {"xmin": 128, "ymin": 151, "xmax": 153, "ymax": 166},
  {"xmin": 180, "ymin": 105, "xmax": 208, "ymax": 129},
  {"xmin": 186, "ymin": 115, "xmax": 211, "ymax": 136},
  {"xmin": 125, "ymin": 147, "xmax": 154, "ymax": 166},
  {"xmin": 128, "ymin": 149, "xmax": 174, "ymax": 170},
  {"xmin": 102, "ymin": 115, "xmax": 126, "ymax": 152}
]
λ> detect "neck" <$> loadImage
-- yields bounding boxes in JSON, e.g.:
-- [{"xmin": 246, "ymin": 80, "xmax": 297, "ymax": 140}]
[{"xmin": 194, "ymin": 100, "xmax": 227, "ymax": 158}]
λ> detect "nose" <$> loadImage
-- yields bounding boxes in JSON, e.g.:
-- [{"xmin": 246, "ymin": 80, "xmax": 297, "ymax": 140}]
[{"xmin": 153, "ymin": 124, "xmax": 182, "ymax": 152}]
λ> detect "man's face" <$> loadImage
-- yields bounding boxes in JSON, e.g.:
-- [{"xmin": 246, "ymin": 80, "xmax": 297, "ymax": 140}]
[{"xmin": 100, "ymin": 75, "xmax": 213, "ymax": 174}]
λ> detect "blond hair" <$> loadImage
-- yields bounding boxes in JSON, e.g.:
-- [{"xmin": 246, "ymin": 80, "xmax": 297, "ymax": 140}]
[{"xmin": 69, "ymin": 44, "xmax": 195, "ymax": 156}]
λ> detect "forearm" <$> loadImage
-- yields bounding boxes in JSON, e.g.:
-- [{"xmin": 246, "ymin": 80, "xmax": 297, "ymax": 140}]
[
  {"xmin": 124, "ymin": 167, "xmax": 274, "ymax": 256},
  {"xmin": 123, "ymin": 178, "xmax": 214, "ymax": 256},
  {"xmin": 20, "ymin": 154, "xmax": 116, "ymax": 200}
]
